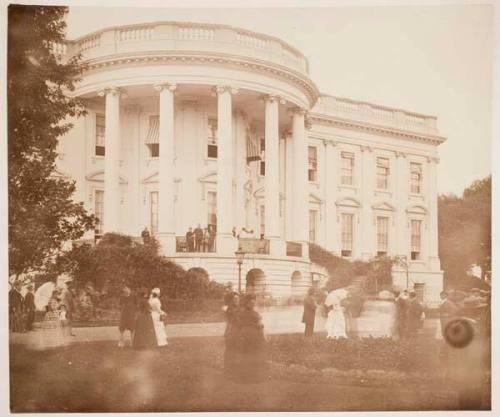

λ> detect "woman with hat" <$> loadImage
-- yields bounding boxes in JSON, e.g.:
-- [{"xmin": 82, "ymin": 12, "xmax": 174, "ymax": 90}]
[
  {"xmin": 235, "ymin": 293, "xmax": 268, "ymax": 383},
  {"xmin": 148, "ymin": 287, "xmax": 168, "ymax": 347},
  {"xmin": 133, "ymin": 290, "xmax": 157, "ymax": 350}
]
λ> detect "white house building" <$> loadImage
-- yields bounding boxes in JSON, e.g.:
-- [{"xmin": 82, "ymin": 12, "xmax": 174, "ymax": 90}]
[{"xmin": 54, "ymin": 21, "xmax": 445, "ymax": 305}]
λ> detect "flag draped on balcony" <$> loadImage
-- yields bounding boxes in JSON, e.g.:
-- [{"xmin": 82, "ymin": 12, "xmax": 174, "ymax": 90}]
[
  {"xmin": 145, "ymin": 115, "xmax": 159, "ymax": 143},
  {"xmin": 246, "ymin": 129, "xmax": 261, "ymax": 163}
]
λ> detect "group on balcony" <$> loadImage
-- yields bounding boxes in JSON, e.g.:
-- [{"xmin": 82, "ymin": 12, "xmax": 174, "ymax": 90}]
[{"xmin": 182, "ymin": 224, "xmax": 216, "ymax": 253}]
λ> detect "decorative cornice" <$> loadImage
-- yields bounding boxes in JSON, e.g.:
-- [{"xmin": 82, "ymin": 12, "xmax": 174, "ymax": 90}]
[
  {"xmin": 83, "ymin": 52, "xmax": 319, "ymax": 106},
  {"xmin": 308, "ymin": 113, "xmax": 446, "ymax": 146}
]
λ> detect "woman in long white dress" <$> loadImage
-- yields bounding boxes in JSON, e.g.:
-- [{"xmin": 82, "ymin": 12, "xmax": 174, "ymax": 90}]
[
  {"xmin": 325, "ymin": 293, "xmax": 347, "ymax": 339},
  {"xmin": 148, "ymin": 288, "xmax": 168, "ymax": 347}
]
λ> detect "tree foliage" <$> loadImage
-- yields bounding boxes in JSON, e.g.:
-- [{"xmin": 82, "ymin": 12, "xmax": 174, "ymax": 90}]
[
  {"xmin": 438, "ymin": 176, "xmax": 491, "ymax": 288},
  {"xmin": 309, "ymin": 243, "xmax": 394, "ymax": 293},
  {"xmin": 8, "ymin": 5, "xmax": 94, "ymax": 276}
]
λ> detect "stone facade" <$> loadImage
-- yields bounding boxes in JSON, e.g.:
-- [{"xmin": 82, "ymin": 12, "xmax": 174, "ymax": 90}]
[{"xmin": 55, "ymin": 21, "xmax": 445, "ymax": 305}]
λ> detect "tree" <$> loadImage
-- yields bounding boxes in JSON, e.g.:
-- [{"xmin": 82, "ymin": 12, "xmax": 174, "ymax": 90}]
[
  {"xmin": 8, "ymin": 5, "xmax": 94, "ymax": 277},
  {"xmin": 438, "ymin": 176, "xmax": 491, "ymax": 288}
]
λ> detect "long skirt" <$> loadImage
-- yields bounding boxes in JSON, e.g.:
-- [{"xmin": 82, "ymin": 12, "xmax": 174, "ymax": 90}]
[
  {"xmin": 326, "ymin": 309, "xmax": 347, "ymax": 339},
  {"xmin": 151, "ymin": 312, "xmax": 168, "ymax": 346},
  {"xmin": 133, "ymin": 312, "xmax": 157, "ymax": 350}
]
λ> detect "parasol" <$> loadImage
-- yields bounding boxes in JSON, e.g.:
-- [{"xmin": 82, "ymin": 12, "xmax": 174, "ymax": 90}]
[
  {"xmin": 34, "ymin": 282, "xmax": 55, "ymax": 311},
  {"xmin": 324, "ymin": 288, "xmax": 349, "ymax": 306}
]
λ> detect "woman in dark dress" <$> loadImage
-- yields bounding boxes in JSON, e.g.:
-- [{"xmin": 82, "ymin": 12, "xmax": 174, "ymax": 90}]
[
  {"xmin": 118, "ymin": 286, "xmax": 137, "ymax": 348},
  {"xmin": 132, "ymin": 294, "xmax": 157, "ymax": 350},
  {"xmin": 223, "ymin": 292, "xmax": 240, "ymax": 377},
  {"xmin": 235, "ymin": 293, "xmax": 268, "ymax": 383}
]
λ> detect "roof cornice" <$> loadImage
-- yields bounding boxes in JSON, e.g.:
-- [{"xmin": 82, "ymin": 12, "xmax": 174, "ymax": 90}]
[{"xmin": 309, "ymin": 113, "xmax": 446, "ymax": 146}]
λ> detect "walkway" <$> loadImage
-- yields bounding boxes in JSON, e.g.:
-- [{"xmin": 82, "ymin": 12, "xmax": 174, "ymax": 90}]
[{"xmin": 10, "ymin": 300, "xmax": 440, "ymax": 349}]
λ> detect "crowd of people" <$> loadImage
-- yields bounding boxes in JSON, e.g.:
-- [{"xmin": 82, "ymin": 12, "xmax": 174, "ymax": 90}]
[
  {"xmin": 8, "ymin": 280, "xmax": 36, "ymax": 333},
  {"xmin": 393, "ymin": 290, "xmax": 426, "ymax": 339},
  {"xmin": 184, "ymin": 224, "xmax": 216, "ymax": 252}
]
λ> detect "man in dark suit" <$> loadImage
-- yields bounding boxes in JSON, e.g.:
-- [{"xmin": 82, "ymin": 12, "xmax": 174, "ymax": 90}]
[
  {"xmin": 9, "ymin": 281, "xmax": 25, "ymax": 332},
  {"xmin": 194, "ymin": 224, "xmax": 203, "ymax": 252},
  {"xmin": 408, "ymin": 291, "xmax": 424, "ymax": 337},
  {"xmin": 302, "ymin": 288, "xmax": 317, "ymax": 337},
  {"xmin": 186, "ymin": 227, "xmax": 195, "ymax": 252},
  {"xmin": 24, "ymin": 284, "xmax": 36, "ymax": 331}
]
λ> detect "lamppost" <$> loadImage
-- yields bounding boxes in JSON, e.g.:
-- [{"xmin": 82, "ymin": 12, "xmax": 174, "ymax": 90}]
[
  {"xmin": 394, "ymin": 255, "xmax": 410, "ymax": 290},
  {"xmin": 235, "ymin": 247, "xmax": 246, "ymax": 293}
]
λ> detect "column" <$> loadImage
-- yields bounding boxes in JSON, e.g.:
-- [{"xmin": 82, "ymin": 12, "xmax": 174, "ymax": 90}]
[
  {"xmin": 154, "ymin": 83, "xmax": 177, "ymax": 255},
  {"xmin": 99, "ymin": 87, "xmax": 121, "ymax": 233},
  {"xmin": 124, "ymin": 104, "xmax": 141, "ymax": 236},
  {"xmin": 291, "ymin": 108, "xmax": 309, "ymax": 257},
  {"xmin": 234, "ymin": 110, "xmax": 247, "ymax": 232},
  {"xmin": 361, "ymin": 145, "xmax": 374, "ymax": 260},
  {"xmin": 395, "ymin": 151, "xmax": 408, "ymax": 257},
  {"xmin": 265, "ymin": 95, "xmax": 284, "ymax": 256},
  {"xmin": 284, "ymin": 131, "xmax": 294, "ymax": 241},
  {"xmin": 324, "ymin": 140, "xmax": 339, "ymax": 253},
  {"xmin": 428, "ymin": 157, "xmax": 441, "ymax": 270},
  {"xmin": 216, "ymin": 86, "xmax": 238, "ymax": 254}
]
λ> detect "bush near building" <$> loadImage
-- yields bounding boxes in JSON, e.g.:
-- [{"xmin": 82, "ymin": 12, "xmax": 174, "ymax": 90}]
[{"xmin": 54, "ymin": 233, "xmax": 227, "ymax": 324}]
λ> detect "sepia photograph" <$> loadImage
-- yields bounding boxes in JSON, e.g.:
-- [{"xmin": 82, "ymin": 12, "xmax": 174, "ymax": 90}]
[{"xmin": 4, "ymin": 1, "xmax": 494, "ymax": 414}]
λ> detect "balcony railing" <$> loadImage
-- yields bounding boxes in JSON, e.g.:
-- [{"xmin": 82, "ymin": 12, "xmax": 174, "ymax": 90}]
[
  {"xmin": 238, "ymin": 237, "xmax": 270, "ymax": 255},
  {"xmin": 175, "ymin": 236, "xmax": 216, "ymax": 253},
  {"xmin": 286, "ymin": 241, "xmax": 303, "ymax": 257},
  {"xmin": 60, "ymin": 21, "xmax": 309, "ymax": 74}
]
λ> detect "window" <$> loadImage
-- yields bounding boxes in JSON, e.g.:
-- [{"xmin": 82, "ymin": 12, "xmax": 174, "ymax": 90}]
[
  {"xmin": 308, "ymin": 146, "xmax": 318, "ymax": 182},
  {"xmin": 259, "ymin": 205, "xmax": 265, "ymax": 237},
  {"xmin": 94, "ymin": 190, "xmax": 104, "ymax": 236},
  {"xmin": 207, "ymin": 191, "xmax": 217, "ymax": 228},
  {"xmin": 410, "ymin": 219, "xmax": 422, "ymax": 260},
  {"xmin": 341, "ymin": 152, "xmax": 354, "ymax": 185},
  {"xmin": 410, "ymin": 163, "xmax": 423, "ymax": 194},
  {"xmin": 376, "ymin": 216, "xmax": 389, "ymax": 256},
  {"xmin": 259, "ymin": 138, "xmax": 265, "ymax": 176},
  {"xmin": 309, "ymin": 210, "xmax": 318, "ymax": 243},
  {"xmin": 145, "ymin": 115, "xmax": 160, "ymax": 157},
  {"xmin": 376, "ymin": 157, "xmax": 390, "ymax": 190},
  {"xmin": 150, "ymin": 191, "xmax": 158, "ymax": 234},
  {"xmin": 341, "ymin": 213, "xmax": 354, "ymax": 257},
  {"xmin": 95, "ymin": 114, "xmax": 105, "ymax": 156},
  {"xmin": 207, "ymin": 118, "xmax": 218, "ymax": 159}
]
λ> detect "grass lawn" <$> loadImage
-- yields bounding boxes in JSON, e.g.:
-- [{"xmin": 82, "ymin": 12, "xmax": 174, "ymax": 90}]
[{"xmin": 10, "ymin": 333, "xmax": 484, "ymax": 412}]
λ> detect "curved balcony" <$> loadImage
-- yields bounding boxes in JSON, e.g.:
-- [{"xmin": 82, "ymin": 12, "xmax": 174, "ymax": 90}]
[{"xmin": 62, "ymin": 21, "xmax": 309, "ymax": 75}]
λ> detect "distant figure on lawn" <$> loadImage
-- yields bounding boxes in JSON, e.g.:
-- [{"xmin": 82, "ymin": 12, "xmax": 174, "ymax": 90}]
[
  {"xmin": 133, "ymin": 292, "xmax": 157, "ymax": 350},
  {"xmin": 393, "ymin": 290, "xmax": 409, "ymax": 339},
  {"xmin": 223, "ymin": 291, "xmax": 240, "ymax": 377},
  {"xmin": 24, "ymin": 284, "xmax": 36, "ymax": 331},
  {"xmin": 236, "ymin": 294, "xmax": 268, "ymax": 383},
  {"xmin": 149, "ymin": 288, "xmax": 168, "ymax": 347},
  {"xmin": 61, "ymin": 282, "xmax": 76, "ymax": 336},
  {"xmin": 118, "ymin": 286, "xmax": 137, "ymax": 348},
  {"xmin": 9, "ymin": 281, "xmax": 25, "ymax": 333},
  {"xmin": 437, "ymin": 290, "xmax": 459, "ymax": 340},
  {"xmin": 325, "ymin": 290, "xmax": 347, "ymax": 339},
  {"xmin": 302, "ymin": 288, "xmax": 317, "ymax": 337},
  {"xmin": 407, "ymin": 291, "xmax": 425, "ymax": 337}
]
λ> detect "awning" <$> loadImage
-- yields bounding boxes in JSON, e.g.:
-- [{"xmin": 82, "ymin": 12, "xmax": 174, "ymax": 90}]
[{"xmin": 145, "ymin": 115, "xmax": 159, "ymax": 144}]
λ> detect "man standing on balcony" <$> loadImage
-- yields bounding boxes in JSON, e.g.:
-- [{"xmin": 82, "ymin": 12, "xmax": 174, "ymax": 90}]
[
  {"xmin": 194, "ymin": 224, "xmax": 203, "ymax": 252},
  {"xmin": 186, "ymin": 227, "xmax": 195, "ymax": 252}
]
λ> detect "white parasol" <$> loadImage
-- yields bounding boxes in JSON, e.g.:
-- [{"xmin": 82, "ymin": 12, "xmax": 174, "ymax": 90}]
[
  {"xmin": 34, "ymin": 282, "xmax": 55, "ymax": 311},
  {"xmin": 324, "ymin": 288, "xmax": 349, "ymax": 306}
]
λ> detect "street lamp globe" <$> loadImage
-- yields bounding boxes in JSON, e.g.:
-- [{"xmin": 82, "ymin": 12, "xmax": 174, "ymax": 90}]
[{"xmin": 235, "ymin": 247, "xmax": 245, "ymax": 265}]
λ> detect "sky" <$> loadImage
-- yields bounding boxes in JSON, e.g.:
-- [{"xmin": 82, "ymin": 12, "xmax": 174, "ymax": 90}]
[{"xmin": 65, "ymin": 4, "xmax": 493, "ymax": 195}]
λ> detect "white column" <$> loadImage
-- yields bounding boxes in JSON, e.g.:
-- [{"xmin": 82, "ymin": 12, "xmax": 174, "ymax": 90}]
[
  {"xmin": 395, "ymin": 151, "xmax": 409, "ymax": 257},
  {"xmin": 360, "ymin": 145, "xmax": 375, "ymax": 260},
  {"xmin": 124, "ymin": 104, "xmax": 141, "ymax": 236},
  {"xmin": 216, "ymin": 86, "xmax": 238, "ymax": 254},
  {"xmin": 284, "ymin": 132, "xmax": 294, "ymax": 241},
  {"xmin": 265, "ymin": 95, "xmax": 284, "ymax": 256},
  {"xmin": 291, "ymin": 108, "xmax": 309, "ymax": 258},
  {"xmin": 428, "ymin": 157, "xmax": 441, "ymax": 270},
  {"xmin": 234, "ymin": 111, "xmax": 247, "ymax": 232},
  {"xmin": 99, "ymin": 87, "xmax": 121, "ymax": 233},
  {"xmin": 154, "ymin": 83, "xmax": 177, "ymax": 255},
  {"xmin": 324, "ymin": 140, "xmax": 339, "ymax": 253}
]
